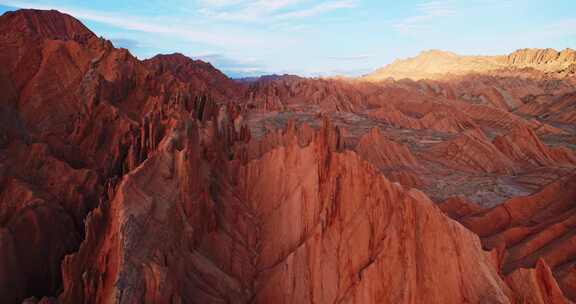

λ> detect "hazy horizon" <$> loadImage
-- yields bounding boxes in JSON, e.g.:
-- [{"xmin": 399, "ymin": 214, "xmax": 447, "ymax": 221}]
[{"xmin": 1, "ymin": 0, "xmax": 574, "ymax": 78}]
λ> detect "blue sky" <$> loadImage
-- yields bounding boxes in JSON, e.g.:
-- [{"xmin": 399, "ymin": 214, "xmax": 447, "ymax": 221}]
[{"xmin": 1, "ymin": 0, "xmax": 575, "ymax": 78}]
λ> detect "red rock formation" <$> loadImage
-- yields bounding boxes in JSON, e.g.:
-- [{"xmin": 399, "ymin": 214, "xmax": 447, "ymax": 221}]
[
  {"xmin": 356, "ymin": 127, "xmax": 419, "ymax": 169},
  {"xmin": 517, "ymin": 91, "xmax": 576, "ymax": 125},
  {"xmin": 0, "ymin": 9, "xmax": 98, "ymax": 42},
  {"xmin": 355, "ymin": 127, "xmax": 423, "ymax": 188},
  {"xmin": 0, "ymin": 8, "xmax": 239, "ymax": 303},
  {"xmin": 456, "ymin": 102, "xmax": 537, "ymax": 131},
  {"xmin": 385, "ymin": 170, "xmax": 424, "ymax": 189},
  {"xmin": 424, "ymin": 130, "xmax": 517, "ymax": 174},
  {"xmin": 367, "ymin": 105, "xmax": 422, "ymax": 129},
  {"xmin": 506, "ymin": 48, "xmax": 576, "ymax": 68},
  {"xmin": 367, "ymin": 104, "xmax": 480, "ymax": 134},
  {"xmin": 0, "ymin": 8, "xmax": 575, "ymax": 304},
  {"xmin": 455, "ymin": 174, "xmax": 576, "ymax": 301},
  {"xmin": 144, "ymin": 53, "xmax": 243, "ymax": 102},
  {"xmin": 244, "ymin": 76, "xmax": 370, "ymax": 112},
  {"xmin": 438, "ymin": 196, "xmax": 483, "ymax": 220},
  {"xmin": 57, "ymin": 119, "xmax": 521, "ymax": 304},
  {"xmin": 506, "ymin": 259, "xmax": 568, "ymax": 304},
  {"xmin": 419, "ymin": 73, "xmax": 575, "ymax": 113},
  {"xmin": 493, "ymin": 125, "xmax": 576, "ymax": 168}
]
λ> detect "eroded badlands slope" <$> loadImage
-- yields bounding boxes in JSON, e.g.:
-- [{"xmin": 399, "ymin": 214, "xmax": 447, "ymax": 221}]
[{"xmin": 0, "ymin": 9, "xmax": 575, "ymax": 304}]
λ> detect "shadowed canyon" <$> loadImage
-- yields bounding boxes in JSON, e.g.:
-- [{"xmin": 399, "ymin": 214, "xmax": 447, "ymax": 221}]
[{"xmin": 1, "ymin": 8, "xmax": 576, "ymax": 304}]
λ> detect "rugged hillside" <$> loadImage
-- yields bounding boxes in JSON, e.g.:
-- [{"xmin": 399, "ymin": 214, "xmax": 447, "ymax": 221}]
[
  {"xmin": 0, "ymin": 8, "xmax": 243, "ymax": 303},
  {"xmin": 1, "ymin": 8, "xmax": 576, "ymax": 304},
  {"xmin": 364, "ymin": 48, "xmax": 576, "ymax": 81},
  {"xmin": 441, "ymin": 174, "xmax": 576, "ymax": 302},
  {"xmin": 144, "ymin": 53, "xmax": 243, "ymax": 102}
]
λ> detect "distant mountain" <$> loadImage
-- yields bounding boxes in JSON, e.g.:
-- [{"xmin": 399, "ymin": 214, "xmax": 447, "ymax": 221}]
[
  {"xmin": 363, "ymin": 48, "xmax": 576, "ymax": 81},
  {"xmin": 144, "ymin": 53, "xmax": 242, "ymax": 100},
  {"xmin": 235, "ymin": 74, "xmax": 303, "ymax": 84}
]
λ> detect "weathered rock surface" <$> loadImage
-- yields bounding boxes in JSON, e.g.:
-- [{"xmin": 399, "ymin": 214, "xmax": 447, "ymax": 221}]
[
  {"xmin": 448, "ymin": 174, "xmax": 576, "ymax": 300},
  {"xmin": 356, "ymin": 127, "xmax": 419, "ymax": 169},
  {"xmin": 517, "ymin": 91, "xmax": 576, "ymax": 125},
  {"xmin": 59, "ymin": 120, "xmax": 516, "ymax": 304},
  {"xmin": 424, "ymin": 129, "xmax": 517, "ymax": 174},
  {"xmin": 506, "ymin": 259, "xmax": 568, "ymax": 304},
  {"xmin": 0, "ymin": 8, "xmax": 575, "ymax": 304},
  {"xmin": 493, "ymin": 125, "xmax": 576, "ymax": 168},
  {"xmin": 144, "ymin": 53, "xmax": 243, "ymax": 102}
]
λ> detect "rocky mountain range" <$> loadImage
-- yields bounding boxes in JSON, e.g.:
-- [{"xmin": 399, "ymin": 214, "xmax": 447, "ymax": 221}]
[
  {"xmin": 1, "ymin": 8, "xmax": 575, "ymax": 304},
  {"xmin": 363, "ymin": 48, "xmax": 576, "ymax": 81}
]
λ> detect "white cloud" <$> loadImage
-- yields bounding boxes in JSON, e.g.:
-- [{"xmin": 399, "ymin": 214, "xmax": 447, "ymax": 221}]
[
  {"xmin": 392, "ymin": 0, "xmax": 523, "ymax": 35},
  {"xmin": 198, "ymin": 0, "xmax": 306, "ymax": 12},
  {"xmin": 393, "ymin": 0, "xmax": 456, "ymax": 34},
  {"xmin": 192, "ymin": 52, "xmax": 270, "ymax": 77},
  {"xmin": 197, "ymin": 0, "xmax": 245, "ymax": 7},
  {"xmin": 416, "ymin": 1, "xmax": 456, "ymax": 17},
  {"xmin": 275, "ymin": 0, "xmax": 355, "ymax": 19},
  {"xmin": 198, "ymin": 0, "xmax": 357, "ymax": 22},
  {"xmin": 327, "ymin": 54, "xmax": 374, "ymax": 60}
]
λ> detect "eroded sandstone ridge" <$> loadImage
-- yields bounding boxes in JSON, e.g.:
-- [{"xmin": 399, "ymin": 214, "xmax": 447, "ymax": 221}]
[
  {"xmin": 1, "ymin": 9, "xmax": 575, "ymax": 304},
  {"xmin": 364, "ymin": 48, "xmax": 576, "ymax": 81}
]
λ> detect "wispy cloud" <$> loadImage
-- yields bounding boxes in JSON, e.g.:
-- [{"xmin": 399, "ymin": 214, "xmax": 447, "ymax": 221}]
[
  {"xmin": 197, "ymin": 0, "xmax": 246, "ymax": 8},
  {"xmin": 392, "ymin": 0, "xmax": 522, "ymax": 36},
  {"xmin": 416, "ymin": 1, "xmax": 456, "ymax": 17},
  {"xmin": 327, "ymin": 54, "xmax": 375, "ymax": 60},
  {"xmin": 393, "ymin": 0, "xmax": 456, "ymax": 35},
  {"xmin": 275, "ymin": 0, "xmax": 356, "ymax": 19},
  {"xmin": 198, "ymin": 0, "xmax": 357, "ymax": 22}
]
